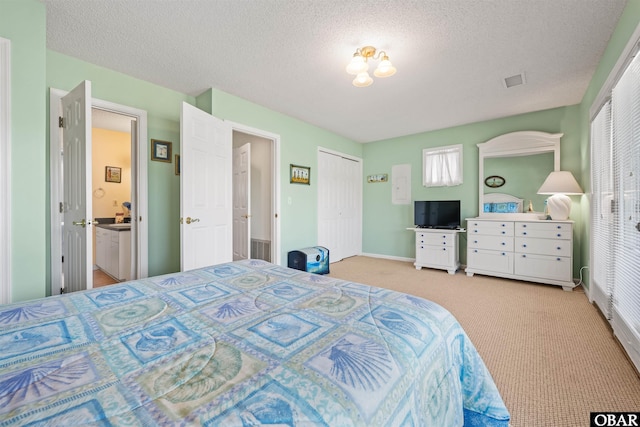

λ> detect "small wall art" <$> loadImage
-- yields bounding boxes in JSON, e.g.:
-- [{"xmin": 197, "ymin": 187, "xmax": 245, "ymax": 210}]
[
  {"xmin": 151, "ymin": 139, "xmax": 172, "ymax": 162},
  {"xmin": 105, "ymin": 166, "xmax": 121, "ymax": 183},
  {"xmin": 290, "ymin": 164, "xmax": 310, "ymax": 185},
  {"xmin": 367, "ymin": 173, "xmax": 388, "ymax": 183},
  {"xmin": 175, "ymin": 154, "xmax": 180, "ymax": 175}
]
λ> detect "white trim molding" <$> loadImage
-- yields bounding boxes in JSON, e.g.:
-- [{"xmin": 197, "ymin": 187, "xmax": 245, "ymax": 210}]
[
  {"xmin": 0, "ymin": 38, "xmax": 11, "ymax": 304},
  {"xmin": 226, "ymin": 120, "xmax": 281, "ymax": 265}
]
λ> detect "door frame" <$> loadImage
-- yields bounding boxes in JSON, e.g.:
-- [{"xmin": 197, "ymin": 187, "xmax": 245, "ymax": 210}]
[
  {"xmin": 50, "ymin": 88, "xmax": 148, "ymax": 295},
  {"xmin": 0, "ymin": 37, "xmax": 10, "ymax": 303},
  {"xmin": 227, "ymin": 121, "xmax": 281, "ymax": 265}
]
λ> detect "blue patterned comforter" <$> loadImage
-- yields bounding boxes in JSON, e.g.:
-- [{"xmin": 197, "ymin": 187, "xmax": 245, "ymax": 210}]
[{"xmin": 0, "ymin": 260, "xmax": 509, "ymax": 426}]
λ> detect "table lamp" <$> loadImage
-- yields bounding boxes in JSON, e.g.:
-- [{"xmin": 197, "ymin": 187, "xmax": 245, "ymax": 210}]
[{"xmin": 537, "ymin": 171, "xmax": 583, "ymax": 220}]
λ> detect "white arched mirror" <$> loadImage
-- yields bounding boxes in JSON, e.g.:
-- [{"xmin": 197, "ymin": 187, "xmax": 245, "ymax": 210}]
[{"xmin": 478, "ymin": 131, "xmax": 561, "ymax": 218}]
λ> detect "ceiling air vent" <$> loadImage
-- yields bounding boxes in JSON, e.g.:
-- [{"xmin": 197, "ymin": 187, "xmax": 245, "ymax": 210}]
[{"xmin": 503, "ymin": 72, "xmax": 526, "ymax": 88}]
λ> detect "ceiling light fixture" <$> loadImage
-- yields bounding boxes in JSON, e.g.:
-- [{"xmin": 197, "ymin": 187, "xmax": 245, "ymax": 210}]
[{"xmin": 346, "ymin": 45, "xmax": 397, "ymax": 87}]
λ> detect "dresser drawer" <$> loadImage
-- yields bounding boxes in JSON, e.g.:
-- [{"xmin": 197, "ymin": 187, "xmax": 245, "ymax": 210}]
[
  {"xmin": 468, "ymin": 234, "xmax": 514, "ymax": 251},
  {"xmin": 417, "ymin": 232, "xmax": 455, "ymax": 246},
  {"xmin": 416, "ymin": 245, "xmax": 455, "ymax": 267},
  {"xmin": 515, "ymin": 237, "xmax": 571, "ymax": 257},
  {"xmin": 515, "ymin": 222, "xmax": 572, "ymax": 239},
  {"xmin": 467, "ymin": 248, "xmax": 513, "ymax": 274},
  {"xmin": 467, "ymin": 221, "xmax": 514, "ymax": 236},
  {"xmin": 514, "ymin": 253, "xmax": 571, "ymax": 282}
]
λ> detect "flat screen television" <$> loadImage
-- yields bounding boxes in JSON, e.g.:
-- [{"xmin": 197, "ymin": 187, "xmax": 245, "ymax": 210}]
[{"xmin": 414, "ymin": 200, "xmax": 461, "ymax": 229}]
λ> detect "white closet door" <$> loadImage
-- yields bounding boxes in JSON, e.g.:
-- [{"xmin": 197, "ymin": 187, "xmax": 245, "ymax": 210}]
[{"xmin": 318, "ymin": 150, "xmax": 362, "ymax": 262}]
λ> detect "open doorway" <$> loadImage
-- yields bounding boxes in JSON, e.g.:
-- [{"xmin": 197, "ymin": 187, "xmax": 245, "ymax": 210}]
[
  {"xmin": 230, "ymin": 125, "xmax": 280, "ymax": 264},
  {"xmin": 91, "ymin": 108, "xmax": 134, "ymax": 287},
  {"xmin": 49, "ymin": 87, "xmax": 149, "ymax": 296}
]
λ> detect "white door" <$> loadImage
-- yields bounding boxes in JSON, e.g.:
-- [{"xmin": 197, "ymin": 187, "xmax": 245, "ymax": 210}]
[
  {"xmin": 317, "ymin": 149, "xmax": 362, "ymax": 262},
  {"xmin": 180, "ymin": 102, "xmax": 233, "ymax": 271},
  {"xmin": 62, "ymin": 81, "xmax": 92, "ymax": 292},
  {"xmin": 233, "ymin": 143, "xmax": 251, "ymax": 260}
]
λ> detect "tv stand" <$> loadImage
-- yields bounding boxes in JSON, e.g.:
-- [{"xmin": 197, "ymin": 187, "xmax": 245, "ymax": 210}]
[{"xmin": 408, "ymin": 228, "xmax": 465, "ymax": 274}]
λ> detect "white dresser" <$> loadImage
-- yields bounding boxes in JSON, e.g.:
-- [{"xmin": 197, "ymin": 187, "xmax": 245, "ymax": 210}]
[
  {"xmin": 410, "ymin": 228, "xmax": 463, "ymax": 275},
  {"xmin": 465, "ymin": 218, "xmax": 575, "ymax": 290}
]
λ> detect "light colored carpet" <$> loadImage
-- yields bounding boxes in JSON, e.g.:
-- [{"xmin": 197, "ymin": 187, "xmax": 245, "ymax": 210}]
[{"xmin": 328, "ymin": 256, "xmax": 640, "ymax": 427}]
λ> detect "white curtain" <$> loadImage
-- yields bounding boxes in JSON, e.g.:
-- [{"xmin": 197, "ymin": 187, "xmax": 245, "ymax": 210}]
[{"xmin": 423, "ymin": 144, "xmax": 462, "ymax": 187}]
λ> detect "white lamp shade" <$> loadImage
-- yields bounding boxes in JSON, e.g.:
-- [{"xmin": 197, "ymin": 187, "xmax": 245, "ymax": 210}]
[
  {"xmin": 537, "ymin": 171, "xmax": 583, "ymax": 195},
  {"xmin": 353, "ymin": 71, "xmax": 373, "ymax": 87},
  {"xmin": 537, "ymin": 171, "xmax": 583, "ymax": 220},
  {"xmin": 374, "ymin": 59, "xmax": 397, "ymax": 77},
  {"xmin": 346, "ymin": 55, "xmax": 368, "ymax": 75}
]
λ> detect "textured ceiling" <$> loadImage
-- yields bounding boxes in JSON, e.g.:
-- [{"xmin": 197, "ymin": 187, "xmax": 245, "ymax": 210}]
[{"xmin": 42, "ymin": 0, "xmax": 627, "ymax": 143}]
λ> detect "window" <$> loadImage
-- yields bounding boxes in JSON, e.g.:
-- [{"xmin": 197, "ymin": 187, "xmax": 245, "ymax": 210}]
[
  {"xmin": 590, "ymin": 32, "xmax": 640, "ymax": 373},
  {"xmin": 422, "ymin": 144, "xmax": 463, "ymax": 187}
]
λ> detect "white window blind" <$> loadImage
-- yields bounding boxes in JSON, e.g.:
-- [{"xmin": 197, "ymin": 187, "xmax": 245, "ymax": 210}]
[
  {"xmin": 592, "ymin": 47, "xmax": 640, "ymax": 372},
  {"xmin": 590, "ymin": 100, "xmax": 613, "ymax": 318},
  {"xmin": 610, "ymin": 51, "xmax": 640, "ymax": 366},
  {"xmin": 422, "ymin": 144, "xmax": 462, "ymax": 187}
]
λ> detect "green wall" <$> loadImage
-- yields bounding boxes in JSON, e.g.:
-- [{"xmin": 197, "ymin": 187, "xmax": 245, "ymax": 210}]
[
  {"xmin": 361, "ymin": 106, "xmax": 583, "ymax": 269},
  {"xmin": 0, "ymin": 0, "xmax": 47, "ymax": 302},
  {"xmin": 196, "ymin": 88, "xmax": 363, "ymax": 263},
  {"xmin": 46, "ymin": 51, "xmax": 195, "ymax": 278},
  {"xmin": 4, "ymin": 0, "xmax": 640, "ymax": 302}
]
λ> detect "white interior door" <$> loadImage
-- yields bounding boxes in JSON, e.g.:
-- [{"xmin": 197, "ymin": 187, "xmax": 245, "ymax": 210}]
[
  {"xmin": 318, "ymin": 149, "xmax": 362, "ymax": 262},
  {"xmin": 233, "ymin": 143, "xmax": 251, "ymax": 260},
  {"xmin": 180, "ymin": 102, "xmax": 232, "ymax": 271},
  {"xmin": 62, "ymin": 80, "xmax": 92, "ymax": 292}
]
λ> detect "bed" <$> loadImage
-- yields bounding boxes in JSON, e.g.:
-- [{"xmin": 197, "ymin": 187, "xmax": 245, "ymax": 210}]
[{"xmin": 0, "ymin": 260, "xmax": 509, "ymax": 426}]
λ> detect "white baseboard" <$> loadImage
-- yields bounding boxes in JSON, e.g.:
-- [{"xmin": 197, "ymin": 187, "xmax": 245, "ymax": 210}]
[{"xmin": 359, "ymin": 252, "xmax": 414, "ymax": 263}]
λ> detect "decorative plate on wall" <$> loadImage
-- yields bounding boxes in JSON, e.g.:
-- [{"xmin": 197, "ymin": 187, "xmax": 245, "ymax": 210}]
[{"xmin": 484, "ymin": 175, "xmax": 505, "ymax": 188}]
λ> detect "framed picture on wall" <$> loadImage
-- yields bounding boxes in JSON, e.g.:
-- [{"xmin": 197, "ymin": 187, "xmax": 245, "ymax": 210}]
[
  {"xmin": 105, "ymin": 166, "xmax": 121, "ymax": 183},
  {"xmin": 151, "ymin": 139, "xmax": 172, "ymax": 162},
  {"xmin": 175, "ymin": 154, "xmax": 180, "ymax": 175},
  {"xmin": 290, "ymin": 164, "xmax": 310, "ymax": 185}
]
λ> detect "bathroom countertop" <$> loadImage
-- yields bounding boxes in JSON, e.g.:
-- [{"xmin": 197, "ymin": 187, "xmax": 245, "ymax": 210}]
[{"xmin": 95, "ymin": 223, "xmax": 131, "ymax": 231}]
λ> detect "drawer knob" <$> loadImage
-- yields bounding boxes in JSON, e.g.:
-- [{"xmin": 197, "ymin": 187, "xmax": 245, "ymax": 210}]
[
  {"xmin": 557, "ymin": 233, "xmax": 561, "ymax": 237},
  {"xmin": 501, "ymin": 231, "xmax": 505, "ymax": 235},
  {"xmin": 522, "ymin": 254, "xmax": 526, "ymax": 258},
  {"xmin": 502, "ymin": 242, "xmax": 506, "ymax": 246},
  {"xmin": 523, "ymin": 244, "xmax": 527, "ymax": 247},
  {"xmin": 557, "ymin": 258, "xmax": 561, "ymax": 261},
  {"xmin": 523, "ymin": 224, "xmax": 527, "ymax": 228},
  {"xmin": 557, "ymin": 225, "xmax": 561, "ymax": 229},
  {"xmin": 557, "ymin": 247, "xmax": 561, "ymax": 250},
  {"xmin": 502, "ymin": 252, "xmax": 506, "ymax": 256},
  {"xmin": 474, "ymin": 240, "xmax": 478, "ymax": 244},
  {"xmin": 523, "ymin": 232, "xmax": 527, "ymax": 235},
  {"xmin": 474, "ymin": 249, "xmax": 478, "ymax": 253},
  {"xmin": 501, "ymin": 224, "xmax": 506, "ymax": 227},
  {"xmin": 443, "ymin": 248, "xmax": 447, "ymax": 251}
]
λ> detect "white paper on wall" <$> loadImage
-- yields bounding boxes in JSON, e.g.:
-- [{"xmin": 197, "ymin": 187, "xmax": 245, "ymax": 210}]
[{"xmin": 392, "ymin": 164, "xmax": 411, "ymax": 205}]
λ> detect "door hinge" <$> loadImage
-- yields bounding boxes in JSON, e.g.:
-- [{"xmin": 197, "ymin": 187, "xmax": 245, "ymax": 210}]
[
  {"xmin": 60, "ymin": 287, "xmax": 65, "ymax": 294},
  {"xmin": 59, "ymin": 202, "xmax": 64, "ymax": 213},
  {"xmin": 58, "ymin": 116, "xmax": 64, "ymax": 128}
]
